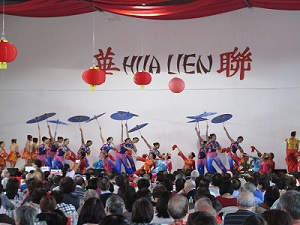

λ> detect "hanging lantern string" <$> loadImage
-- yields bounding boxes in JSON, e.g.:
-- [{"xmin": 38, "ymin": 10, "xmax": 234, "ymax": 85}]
[
  {"xmin": 92, "ymin": 5, "xmax": 96, "ymax": 67},
  {"xmin": 2, "ymin": 0, "xmax": 5, "ymax": 39}
]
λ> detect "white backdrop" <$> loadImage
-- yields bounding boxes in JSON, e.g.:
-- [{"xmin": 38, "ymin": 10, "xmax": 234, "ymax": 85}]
[{"xmin": 0, "ymin": 8, "xmax": 299, "ymax": 170}]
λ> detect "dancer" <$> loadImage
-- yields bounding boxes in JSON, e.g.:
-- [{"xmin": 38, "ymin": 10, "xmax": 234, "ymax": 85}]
[
  {"xmin": 53, "ymin": 138, "xmax": 75, "ymax": 169},
  {"xmin": 223, "ymin": 127, "xmax": 244, "ymax": 172},
  {"xmin": 141, "ymin": 135, "xmax": 161, "ymax": 158},
  {"xmin": 285, "ymin": 131, "xmax": 299, "ymax": 173},
  {"xmin": 173, "ymin": 145, "xmax": 196, "ymax": 171},
  {"xmin": 134, "ymin": 152, "xmax": 156, "ymax": 176},
  {"xmin": 7, "ymin": 139, "xmax": 20, "ymax": 168},
  {"xmin": 36, "ymin": 125, "xmax": 50, "ymax": 165},
  {"xmin": 73, "ymin": 152, "xmax": 90, "ymax": 174},
  {"xmin": 46, "ymin": 124, "xmax": 63, "ymax": 168},
  {"xmin": 115, "ymin": 138, "xmax": 134, "ymax": 175},
  {"xmin": 151, "ymin": 153, "xmax": 172, "ymax": 174},
  {"xmin": 99, "ymin": 125, "xmax": 116, "ymax": 160},
  {"xmin": 267, "ymin": 152, "xmax": 275, "ymax": 172},
  {"xmin": 22, "ymin": 135, "xmax": 32, "ymax": 164},
  {"xmin": 27, "ymin": 137, "xmax": 38, "ymax": 165},
  {"xmin": 206, "ymin": 133, "xmax": 227, "ymax": 173},
  {"xmin": 0, "ymin": 141, "xmax": 8, "ymax": 170},
  {"xmin": 195, "ymin": 125, "xmax": 210, "ymax": 175},
  {"xmin": 124, "ymin": 123, "xmax": 138, "ymax": 171},
  {"xmin": 78, "ymin": 128, "xmax": 93, "ymax": 158}
]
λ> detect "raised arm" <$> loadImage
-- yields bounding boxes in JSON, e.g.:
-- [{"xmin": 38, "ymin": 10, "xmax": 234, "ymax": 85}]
[
  {"xmin": 206, "ymin": 124, "xmax": 209, "ymax": 142},
  {"xmin": 125, "ymin": 123, "xmax": 130, "ymax": 139},
  {"xmin": 195, "ymin": 127, "xmax": 204, "ymax": 143},
  {"xmin": 38, "ymin": 124, "xmax": 42, "ymax": 145},
  {"xmin": 141, "ymin": 135, "xmax": 152, "ymax": 150},
  {"xmin": 48, "ymin": 124, "xmax": 55, "ymax": 142},
  {"xmin": 99, "ymin": 125, "xmax": 105, "ymax": 144},
  {"xmin": 80, "ymin": 128, "xmax": 85, "ymax": 145},
  {"xmin": 224, "ymin": 126, "xmax": 234, "ymax": 142},
  {"xmin": 121, "ymin": 123, "xmax": 124, "ymax": 143}
]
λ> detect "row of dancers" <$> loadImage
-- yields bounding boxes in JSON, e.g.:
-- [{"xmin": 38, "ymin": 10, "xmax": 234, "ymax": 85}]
[{"xmin": 0, "ymin": 123, "xmax": 278, "ymax": 175}]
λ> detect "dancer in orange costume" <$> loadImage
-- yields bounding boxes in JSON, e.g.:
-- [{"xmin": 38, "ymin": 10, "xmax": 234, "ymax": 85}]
[
  {"xmin": 134, "ymin": 152, "xmax": 156, "ymax": 176},
  {"xmin": 22, "ymin": 135, "xmax": 32, "ymax": 164},
  {"xmin": 0, "ymin": 141, "xmax": 8, "ymax": 170},
  {"xmin": 173, "ymin": 145, "xmax": 196, "ymax": 171},
  {"xmin": 7, "ymin": 139, "xmax": 20, "ymax": 168},
  {"xmin": 285, "ymin": 131, "xmax": 299, "ymax": 173}
]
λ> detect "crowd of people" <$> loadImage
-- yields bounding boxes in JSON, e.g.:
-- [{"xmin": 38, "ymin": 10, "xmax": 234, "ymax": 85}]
[{"xmin": 0, "ymin": 159, "xmax": 299, "ymax": 225}]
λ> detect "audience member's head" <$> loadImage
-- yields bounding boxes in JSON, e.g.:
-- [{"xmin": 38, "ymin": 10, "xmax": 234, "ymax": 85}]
[
  {"xmin": 40, "ymin": 195, "xmax": 57, "ymax": 212},
  {"xmin": 50, "ymin": 190, "xmax": 64, "ymax": 204},
  {"xmin": 6, "ymin": 177, "xmax": 19, "ymax": 199},
  {"xmin": 31, "ymin": 188, "xmax": 47, "ymax": 204},
  {"xmin": 194, "ymin": 197, "xmax": 216, "ymax": 217},
  {"xmin": 261, "ymin": 209, "xmax": 292, "ymax": 225},
  {"xmin": 77, "ymin": 197, "xmax": 106, "ymax": 225},
  {"xmin": 137, "ymin": 178, "xmax": 150, "ymax": 190},
  {"xmin": 219, "ymin": 180, "xmax": 234, "ymax": 196},
  {"xmin": 28, "ymin": 179, "xmax": 44, "ymax": 195},
  {"xmin": 187, "ymin": 211, "xmax": 217, "ymax": 225},
  {"xmin": 156, "ymin": 190, "xmax": 171, "ymax": 218},
  {"xmin": 277, "ymin": 190, "xmax": 300, "ymax": 223},
  {"xmin": 38, "ymin": 210, "xmax": 67, "ymax": 225},
  {"xmin": 168, "ymin": 194, "xmax": 189, "ymax": 220},
  {"xmin": 175, "ymin": 178, "xmax": 186, "ymax": 193},
  {"xmin": 105, "ymin": 194, "xmax": 125, "ymax": 215},
  {"xmin": 231, "ymin": 178, "xmax": 241, "ymax": 191},
  {"xmin": 16, "ymin": 205, "xmax": 37, "ymax": 225},
  {"xmin": 184, "ymin": 179, "xmax": 196, "ymax": 193},
  {"xmin": 191, "ymin": 170, "xmax": 199, "ymax": 180},
  {"xmin": 99, "ymin": 214, "xmax": 128, "ymax": 225},
  {"xmin": 83, "ymin": 189, "xmax": 99, "ymax": 202},
  {"xmin": 153, "ymin": 184, "xmax": 167, "ymax": 199},
  {"xmin": 237, "ymin": 190, "xmax": 255, "ymax": 210},
  {"xmin": 242, "ymin": 182, "xmax": 256, "ymax": 193},
  {"xmin": 131, "ymin": 198, "xmax": 154, "ymax": 223},
  {"xmin": 97, "ymin": 177, "xmax": 110, "ymax": 191},
  {"xmin": 211, "ymin": 173, "xmax": 223, "ymax": 187},
  {"xmin": 263, "ymin": 185, "xmax": 280, "ymax": 207},
  {"xmin": 135, "ymin": 188, "xmax": 152, "ymax": 201},
  {"xmin": 258, "ymin": 177, "xmax": 270, "ymax": 191},
  {"xmin": 242, "ymin": 215, "xmax": 267, "ymax": 225},
  {"xmin": 87, "ymin": 178, "xmax": 98, "ymax": 190},
  {"xmin": 75, "ymin": 176, "xmax": 85, "ymax": 188},
  {"xmin": 59, "ymin": 176, "xmax": 76, "ymax": 193}
]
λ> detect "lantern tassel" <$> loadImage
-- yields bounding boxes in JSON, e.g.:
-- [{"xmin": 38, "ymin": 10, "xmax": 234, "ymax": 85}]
[
  {"xmin": 140, "ymin": 85, "xmax": 145, "ymax": 90},
  {"xmin": 89, "ymin": 85, "xmax": 96, "ymax": 91},
  {"xmin": 0, "ymin": 62, "xmax": 7, "ymax": 69}
]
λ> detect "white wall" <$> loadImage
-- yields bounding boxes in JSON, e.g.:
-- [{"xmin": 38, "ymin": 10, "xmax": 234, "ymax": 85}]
[{"xmin": 0, "ymin": 8, "xmax": 299, "ymax": 170}]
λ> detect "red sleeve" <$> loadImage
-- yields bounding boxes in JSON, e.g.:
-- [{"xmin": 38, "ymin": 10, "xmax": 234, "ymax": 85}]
[{"xmin": 178, "ymin": 151, "xmax": 187, "ymax": 160}]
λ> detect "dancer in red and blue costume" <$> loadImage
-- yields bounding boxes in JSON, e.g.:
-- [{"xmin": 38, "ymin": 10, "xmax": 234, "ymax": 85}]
[
  {"xmin": 46, "ymin": 124, "xmax": 63, "ymax": 168},
  {"xmin": 124, "ymin": 123, "xmax": 138, "ymax": 172},
  {"xmin": 76, "ymin": 128, "xmax": 92, "ymax": 165},
  {"xmin": 36, "ymin": 124, "xmax": 50, "ymax": 166},
  {"xmin": 115, "ymin": 138, "xmax": 134, "ymax": 174},
  {"xmin": 141, "ymin": 135, "xmax": 161, "ymax": 158},
  {"xmin": 206, "ymin": 133, "xmax": 227, "ymax": 173},
  {"xmin": 151, "ymin": 153, "xmax": 172, "ymax": 174},
  {"xmin": 223, "ymin": 126, "xmax": 244, "ymax": 172},
  {"xmin": 195, "ymin": 124, "xmax": 211, "ymax": 175},
  {"xmin": 53, "ymin": 138, "xmax": 75, "ymax": 169}
]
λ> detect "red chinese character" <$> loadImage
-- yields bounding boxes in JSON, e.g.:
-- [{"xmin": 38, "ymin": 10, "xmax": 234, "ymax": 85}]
[
  {"xmin": 217, "ymin": 47, "xmax": 252, "ymax": 80},
  {"xmin": 94, "ymin": 47, "xmax": 120, "ymax": 75}
]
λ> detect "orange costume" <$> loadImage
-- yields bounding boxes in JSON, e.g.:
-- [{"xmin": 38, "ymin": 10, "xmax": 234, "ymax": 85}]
[
  {"xmin": 178, "ymin": 151, "xmax": 196, "ymax": 171},
  {"xmin": 285, "ymin": 137, "xmax": 299, "ymax": 173},
  {"xmin": 0, "ymin": 149, "xmax": 8, "ymax": 169},
  {"xmin": 134, "ymin": 154, "xmax": 156, "ymax": 176},
  {"xmin": 7, "ymin": 151, "xmax": 20, "ymax": 164}
]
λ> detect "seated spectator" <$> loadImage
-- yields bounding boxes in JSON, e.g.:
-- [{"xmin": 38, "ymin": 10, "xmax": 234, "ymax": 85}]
[
  {"xmin": 22, "ymin": 179, "xmax": 44, "ymax": 205},
  {"xmin": 50, "ymin": 175, "xmax": 61, "ymax": 191},
  {"xmin": 242, "ymin": 182, "xmax": 262, "ymax": 206},
  {"xmin": 24, "ymin": 188, "xmax": 47, "ymax": 212},
  {"xmin": 98, "ymin": 177, "xmax": 113, "ymax": 207},
  {"xmin": 15, "ymin": 205, "xmax": 37, "ymax": 225},
  {"xmin": 242, "ymin": 215, "xmax": 267, "ymax": 225},
  {"xmin": 277, "ymin": 190, "xmax": 300, "ymax": 225},
  {"xmin": 59, "ymin": 176, "xmax": 80, "ymax": 209},
  {"xmin": 87, "ymin": 177, "xmax": 101, "ymax": 195},
  {"xmin": 0, "ymin": 197, "xmax": 15, "ymax": 225},
  {"xmin": 168, "ymin": 194, "xmax": 189, "ymax": 225},
  {"xmin": 257, "ymin": 177, "xmax": 270, "ymax": 196},
  {"xmin": 187, "ymin": 211, "xmax": 217, "ymax": 225},
  {"xmin": 36, "ymin": 195, "xmax": 57, "ymax": 221},
  {"xmin": 33, "ymin": 159, "xmax": 44, "ymax": 181},
  {"xmin": 6, "ymin": 178, "xmax": 19, "ymax": 200},
  {"xmin": 231, "ymin": 178, "xmax": 241, "ymax": 198},
  {"xmin": 100, "ymin": 214, "xmax": 129, "ymax": 225},
  {"xmin": 131, "ymin": 198, "xmax": 154, "ymax": 225},
  {"xmin": 77, "ymin": 197, "xmax": 106, "ymax": 225},
  {"xmin": 224, "ymin": 190, "xmax": 256, "ymax": 225},
  {"xmin": 137, "ymin": 178, "xmax": 150, "ymax": 190},
  {"xmin": 178, "ymin": 179, "xmax": 197, "ymax": 201},
  {"xmin": 1, "ymin": 169, "xmax": 10, "ymax": 190},
  {"xmin": 20, "ymin": 173, "xmax": 34, "ymax": 193},
  {"xmin": 151, "ymin": 190, "xmax": 173, "ymax": 224},
  {"xmin": 152, "ymin": 184, "xmax": 167, "ymax": 206},
  {"xmin": 216, "ymin": 181, "xmax": 238, "ymax": 207},
  {"xmin": 77, "ymin": 189, "xmax": 99, "ymax": 215},
  {"xmin": 172, "ymin": 178, "xmax": 185, "ymax": 196},
  {"xmin": 258, "ymin": 186, "xmax": 279, "ymax": 210},
  {"xmin": 261, "ymin": 209, "xmax": 292, "ymax": 225},
  {"xmin": 37, "ymin": 210, "xmax": 67, "ymax": 225},
  {"xmin": 194, "ymin": 197, "xmax": 216, "ymax": 216},
  {"xmin": 75, "ymin": 175, "xmax": 86, "ymax": 199},
  {"xmin": 194, "ymin": 187, "xmax": 222, "ymax": 213},
  {"xmin": 51, "ymin": 190, "xmax": 77, "ymax": 216},
  {"xmin": 105, "ymin": 195, "xmax": 125, "ymax": 215},
  {"xmin": 209, "ymin": 173, "xmax": 223, "ymax": 197},
  {"xmin": 0, "ymin": 184, "xmax": 14, "ymax": 210}
]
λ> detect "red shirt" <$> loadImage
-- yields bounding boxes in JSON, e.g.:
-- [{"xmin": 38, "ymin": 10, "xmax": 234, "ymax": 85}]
[{"xmin": 216, "ymin": 196, "xmax": 238, "ymax": 207}]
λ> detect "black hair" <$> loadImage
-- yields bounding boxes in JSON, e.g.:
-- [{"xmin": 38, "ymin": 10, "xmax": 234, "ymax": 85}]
[
  {"xmin": 77, "ymin": 197, "xmax": 106, "ymax": 225},
  {"xmin": 107, "ymin": 137, "xmax": 113, "ymax": 142},
  {"xmin": 42, "ymin": 136, "xmax": 48, "ymax": 142},
  {"xmin": 219, "ymin": 180, "xmax": 234, "ymax": 195},
  {"xmin": 153, "ymin": 142, "xmax": 160, "ymax": 147},
  {"xmin": 27, "ymin": 135, "xmax": 32, "ymax": 140},
  {"xmin": 291, "ymin": 131, "xmax": 296, "ymax": 137}
]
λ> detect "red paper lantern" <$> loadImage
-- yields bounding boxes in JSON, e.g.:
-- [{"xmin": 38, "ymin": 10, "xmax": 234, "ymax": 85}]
[
  {"xmin": 0, "ymin": 39, "xmax": 17, "ymax": 69},
  {"xmin": 82, "ymin": 66, "xmax": 106, "ymax": 90},
  {"xmin": 133, "ymin": 71, "xmax": 152, "ymax": 89},
  {"xmin": 169, "ymin": 77, "xmax": 185, "ymax": 93}
]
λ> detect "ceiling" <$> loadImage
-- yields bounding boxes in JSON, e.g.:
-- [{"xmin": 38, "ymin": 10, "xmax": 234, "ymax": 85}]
[{"xmin": 0, "ymin": 0, "xmax": 300, "ymax": 19}]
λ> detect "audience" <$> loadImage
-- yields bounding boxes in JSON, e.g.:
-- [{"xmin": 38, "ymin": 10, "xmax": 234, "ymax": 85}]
[
  {"xmin": 168, "ymin": 194, "xmax": 189, "ymax": 225},
  {"xmin": 131, "ymin": 198, "xmax": 154, "ymax": 225},
  {"xmin": 77, "ymin": 197, "xmax": 106, "ymax": 225},
  {"xmin": 277, "ymin": 190, "xmax": 300, "ymax": 225},
  {"xmin": 261, "ymin": 209, "xmax": 292, "ymax": 225},
  {"xmin": 15, "ymin": 205, "xmax": 37, "ymax": 225}
]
